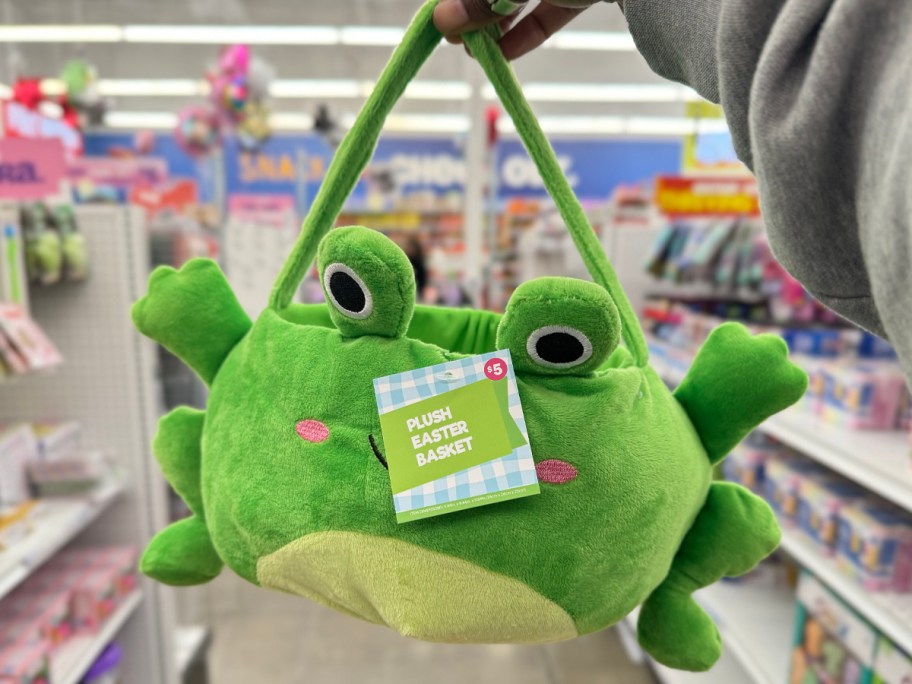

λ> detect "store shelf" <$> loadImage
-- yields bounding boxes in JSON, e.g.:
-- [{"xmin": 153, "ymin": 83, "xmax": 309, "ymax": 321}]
[
  {"xmin": 779, "ymin": 526, "xmax": 912, "ymax": 656},
  {"xmin": 52, "ymin": 590, "xmax": 143, "ymax": 684},
  {"xmin": 763, "ymin": 412, "xmax": 912, "ymax": 513},
  {"xmin": 647, "ymin": 336, "xmax": 912, "ymax": 514},
  {"xmin": 622, "ymin": 576, "xmax": 793, "ymax": 684},
  {"xmin": 175, "ymin": 625, "xmax": 211, "ymax": 677},
  {"xmin": 0, "ymin": 478, "xmax": 124, "ymax": 601}
]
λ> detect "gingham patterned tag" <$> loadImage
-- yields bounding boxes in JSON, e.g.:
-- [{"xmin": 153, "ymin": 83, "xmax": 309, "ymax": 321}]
[{"xmin": 373, "ymin": 350, "xmax": 539, "ymax": 523}]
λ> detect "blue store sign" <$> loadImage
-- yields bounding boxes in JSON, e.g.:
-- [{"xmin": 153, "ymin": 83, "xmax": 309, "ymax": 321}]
[{"xmin": 84, "ymin": 132, "xmax": 682, "ymax": 205}]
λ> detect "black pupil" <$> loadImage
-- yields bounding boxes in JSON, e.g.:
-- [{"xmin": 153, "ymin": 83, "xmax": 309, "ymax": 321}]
[
  {"xmin": 329, "ymin": 270, "xmax": 366, "ymax": 313},
  {"xmin": 536, "ymin": 332, "xmax": 584, "ymax": 364}
]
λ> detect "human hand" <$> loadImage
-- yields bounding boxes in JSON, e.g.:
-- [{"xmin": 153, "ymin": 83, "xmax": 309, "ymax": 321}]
[{"xmin": 433, "ymin": 0, "xmax": 612, "ymax": 60}]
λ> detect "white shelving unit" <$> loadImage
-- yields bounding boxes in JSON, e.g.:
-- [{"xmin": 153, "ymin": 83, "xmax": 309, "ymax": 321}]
[
  {"xmin": 645, "ymin": 333, "xmax": 912, "ymax": 680},
  {"xmin": 0, "ymin": 206, "xmax": 176, "ymax": 684},
  {"xmin": 0, "ymin": 479, "xmax": 124, "ymax": 601},
  {"xmin": 780, "ymin": 527, "xmax": 912, "ymax": 655},
  {"xmin": 764, "ymin": 412, "xmax": 912, "ymax": 513},
  {"xmin": 648, "ymin": 336, "xmax": 912, "ymax": 512},
  {"xmin": 52, "ymin": 591, "xmax": 144, "ymax": 684},
  {"xmin": 622, "ymin": 575, "xmax": 794, "ymax": 684}
]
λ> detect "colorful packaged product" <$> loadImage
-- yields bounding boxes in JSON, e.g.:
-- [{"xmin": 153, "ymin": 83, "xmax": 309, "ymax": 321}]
[
  {"xmin": 0, "ymin": 589, "xmax": 72, "ymax": 650},
  {"xmin": 790, "ymin": 572, "xmax": 877, "ymax": 684},
  {"xmin": 0, "ymin": 424, "xmax": 38, "ymax": 505},
  {"xmin": 765, "ymin": 457, "xmax": 827, "ymax": 524},
  {"xmin": 821, "ymin": 362, "xmax": 906, "ymax": 430},
  {"xmin": 71, "ymin": 565, "xmax": 120, "ymax": 631},
  {"xmin": 837, "ymin": 500, "xmax": 912, "ymax": 592},
  {"xmin": 797, "ymin": 477, "xmax": 866, "ymax": 556},
  {"xmin": 873, "ymin": 638, "xmax": 912, "ymax": 684},
  {"xmin": 0, "ymin": 639, "xmax": 50, "ymax": 684},
  {"xmin": 723, "ymin": 432, "xmax": 789, "ymax": 494},
  {"xmin": 30, "ymin": 421, "xmax": 81, "ymax": 462}
]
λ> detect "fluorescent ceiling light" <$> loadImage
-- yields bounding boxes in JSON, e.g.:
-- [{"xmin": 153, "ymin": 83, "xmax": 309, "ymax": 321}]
[
  {"xmin": 122, "ymin": 25, "xmax": 338, "ymax": 44},
  {"xmin": 483, "ymin": 82, "xmax": 703, "ymax": 103},
  {"xmin": 0, "ymin": 25, "xmax": 122, "ymax": 42},
  {"xmin": 545, "ymin": 31, "xmax": 636, "ymax": 51},
  {"xmin": 403, "ymin": 81, "xmax": 472, "ymax": 100},
  {"xmin": 269, "ymin": 112, "xmax": 316, "ymax": 129},
  {"xmin": 39, "ymin": 79, "xmax": 67, "ymax": 96},
  {"xmin": 339, "ymin": 113, "xmax": 470, "ymax": 134},
  {"xmin": 97, "ymin": 79, "xmax": 206, "ymax": 96},
  {"xmin": 624, "ymin": 117, "xmax": 698, "ymax": 135},
  {"xmin": 270, "ymin": 80, "xmax": 363, "ymax": 99},
  {"xmin": 104, "ymin": 111, "xmax": 178, "ymax": 129},
  {"xmin": 339, "ymin": 27, "xmax": 404, "ymax": 46},
  {"xmin": 0, "ymin": 24, "xmax": 640, "ymax": 51}
]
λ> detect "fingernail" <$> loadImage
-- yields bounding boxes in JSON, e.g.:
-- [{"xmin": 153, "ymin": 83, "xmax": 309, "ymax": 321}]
[{"xmin": 434, "ymin": 0, "xmax": 470, "ymax": 33}]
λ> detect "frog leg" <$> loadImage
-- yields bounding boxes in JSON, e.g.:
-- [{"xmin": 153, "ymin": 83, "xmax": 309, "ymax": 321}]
[
  {"xmin": 637, "ymin": 482, "xmax": 781, "ymax": 671},
  {"xmin": 140, "ymin": 407, "xmax": 223, "ymax": 586},
  {"xmin": 675, "ymin": 323, "xmax": 807, "ymax": 464},
  {"xmin": 132, "ymin": 258, "xmax": 251, "ymax": 385}
]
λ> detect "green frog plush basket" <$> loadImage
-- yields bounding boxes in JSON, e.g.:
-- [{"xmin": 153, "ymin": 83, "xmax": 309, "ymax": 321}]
[{"xmin": 133, "ymin": 1, "xmax": 806, "ymax": 672}]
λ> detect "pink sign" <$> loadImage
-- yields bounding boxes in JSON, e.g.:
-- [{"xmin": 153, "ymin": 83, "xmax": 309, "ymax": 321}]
[{"xmin": 0, "ymin": 138, "xmax": 66, "ymax": 199}]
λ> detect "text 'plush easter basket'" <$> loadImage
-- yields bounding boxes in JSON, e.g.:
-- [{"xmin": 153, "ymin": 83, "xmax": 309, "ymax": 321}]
[{"xmin": 132, "ymin": 1, "xmax": 807, "ymax": 672}]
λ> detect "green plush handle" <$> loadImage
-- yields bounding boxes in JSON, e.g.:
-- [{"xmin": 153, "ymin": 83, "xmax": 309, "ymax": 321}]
[{"xmin": 269, "ymin": 0, "xmax": 649, "ymax": 366}]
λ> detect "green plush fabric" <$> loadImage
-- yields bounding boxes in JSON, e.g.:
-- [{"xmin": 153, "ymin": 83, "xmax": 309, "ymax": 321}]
[
  {"xmin": 637, "ymin": 482, "xmax": 781, "ymax": 670},
  {"xmin": 269, "ymin": 0, "xmax": 442, "ymax": 311},
  {"xmin": 675, "ymin": 323, "xmax": 809, "ymax": 464},
  {"xmin": 132, "ymin": 0, "xmax": 808, "ymax": 671},
  {"xmin": 317, "ymin": 226, "xmax": 416, "ymax": 338},
  {"xmin": 132, "ymin": 258, "xmax": 251, "ymax": 385},
  {"xmin": 496, "ymin": 277, "xmax": 621, "ymax": 376},
  {"xmin": 256, "ymin": 531, "xmax": 577, "ymax": 643},
  {"xmin": 141, "ymin": 515, "xmax": 223, "ymax": 586},
  {"xmin": 153, "ymin": 407, "xmax": 206, "ymax": 518}
]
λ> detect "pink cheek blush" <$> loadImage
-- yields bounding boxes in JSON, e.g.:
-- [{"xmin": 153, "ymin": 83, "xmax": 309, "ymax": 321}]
[
  {"xmin": 296, "ymin": 420, "xmax": 329, "ymax": 443},
  {"xmin": 535, "ymin": 459, "xmax": 578, "ymax": 484}
]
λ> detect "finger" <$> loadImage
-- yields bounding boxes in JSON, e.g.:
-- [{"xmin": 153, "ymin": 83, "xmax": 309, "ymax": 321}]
[
  {"xmin": 433, "ymin": 0, "xmax": 503, "ymax": 36},
  {"xmin": 500, "ymin": 3, "xmax": 586, "ymax": 60},
  {"xmin": 446, "ymin": 34, "xmax": 464, "ymax": 45}
]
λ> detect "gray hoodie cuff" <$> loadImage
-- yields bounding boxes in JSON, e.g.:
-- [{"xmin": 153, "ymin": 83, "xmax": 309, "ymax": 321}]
[{"xmin": 623, "ymin": 0, "xmax": 722, "ymax": 102}]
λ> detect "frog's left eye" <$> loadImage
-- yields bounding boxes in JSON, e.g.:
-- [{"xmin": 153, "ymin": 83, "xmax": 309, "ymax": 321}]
[
  {"xmin": 317, "ymin": 226, "xmax": 415, "ymax": 338},
  {"xmin": 497, "ymin": 277, "xmax": 620, "ymax": 376},
  {"xmin": 526, "ymin": 325, "xmax": 593, "ymax": 369}
]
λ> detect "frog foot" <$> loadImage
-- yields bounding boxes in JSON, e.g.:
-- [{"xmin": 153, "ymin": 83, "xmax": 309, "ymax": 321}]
[
  {"xmin": 132, "ymin": 258, "xmax": 251, "ymax": 385},
  {"xmin": 141, "ymin": 516, "xmax": 223, "ymax": 586},
  {"xmin": 675, "ymin": 323, "xmax": 807, "ymax": 464},
  {"xmin": 637, "ymin": 482, "xmax": 781, "ymax": 671}
]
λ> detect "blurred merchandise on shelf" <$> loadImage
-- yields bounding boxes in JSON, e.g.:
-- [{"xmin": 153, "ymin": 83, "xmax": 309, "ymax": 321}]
[
  {"xmin": 0, "ymin": 424, "xmax": 37, "ymax": 505},
  {"xmin": 0, "ymin": 638, "xmax": 49, "ymax": 683},
  {"xmin": 790, "ymin": 572, "xmax": 877, "ymax": 684},
  {"xmin": 0, "ymin": 545, "xmax": 137, "ymax": 679},
  {"xmin": 722, "ymin": 430, "xmax": 787, "ymax": 494},
  {"xmin": 837, "ymin": 500, "xmax": 912, "ymax": 593},
  {"xmin": 0, "ymin": 419, "xmax": 116, "ymax": 503},
  {"xmin": 648, "ymin": 308, "xmax": 911, "ymax": 432},
  {"xmin": 21, "ymin": 202, "xmax": 89, "ymax": 287},
  {"xmin": 81, "ymin": 641, "xmax": 123, "ymax": 684},
  {"xmin": 873, "ymin": 638, "xmax": 912, "ymax": 684},
  {"xmin": 0, "ymin": 303, "xmax": 62, "ymax": 375}
]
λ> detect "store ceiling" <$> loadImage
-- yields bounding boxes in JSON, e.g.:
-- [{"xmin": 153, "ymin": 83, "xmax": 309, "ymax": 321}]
[{"xmin": 0, "ymin": 0, "xmax": 702, "ymax": 135}]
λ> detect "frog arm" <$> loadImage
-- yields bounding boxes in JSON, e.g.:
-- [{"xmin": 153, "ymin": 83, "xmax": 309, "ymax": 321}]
[
  {"xmin": 132, "ymin": 258, "xmax": 251, "ymax": 385},
  {"xmin": 637, "ymin": 482, "xmax": 780, "ymax": 671},
  {"xmin": 140, "ymin": 406, "xmax": 224, "ymax": 586},
  {"xmin": 674, "ymin": 323, "xmax": 808, "ymax": 464}
]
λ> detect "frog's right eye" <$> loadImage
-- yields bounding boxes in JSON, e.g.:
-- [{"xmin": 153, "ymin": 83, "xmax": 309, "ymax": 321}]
[
  {"xmin": 497, "ymin": 277, "xmax": 621, "ymax": 376},
  {"xmin": 324, "ymin": 263, "xmax": 372, "ymax": 319}
]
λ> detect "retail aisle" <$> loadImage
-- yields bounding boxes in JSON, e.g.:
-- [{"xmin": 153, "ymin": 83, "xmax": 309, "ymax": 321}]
[{"xmin": 182, "ymin": 572, "xmax": 655, "ymax": 684}]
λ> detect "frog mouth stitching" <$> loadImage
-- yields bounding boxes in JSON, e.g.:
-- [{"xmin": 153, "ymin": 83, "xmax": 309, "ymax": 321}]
[{"xmin": 368, "ymin": 434, "xmax": 388, "ymax": 469}]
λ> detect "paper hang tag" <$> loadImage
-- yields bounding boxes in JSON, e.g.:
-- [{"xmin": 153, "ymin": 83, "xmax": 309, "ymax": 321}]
[{"xmin": 373, "ymin": 350, "xmax": 539, "ymax": 524}]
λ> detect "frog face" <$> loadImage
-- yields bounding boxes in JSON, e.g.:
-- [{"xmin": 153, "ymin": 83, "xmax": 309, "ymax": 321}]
[{"xmin": 196, "ymin": 226, "xmax": 712, "ymax": 642}]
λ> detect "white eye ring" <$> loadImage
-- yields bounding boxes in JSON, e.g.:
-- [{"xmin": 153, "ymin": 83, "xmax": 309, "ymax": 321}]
[
  {"xmin": 323, "ymin": 263, "xmax": 373, "ymax": 319},
  {"xmin": 526, "ymin": 325, "xmax": 593, "ymax": 369}
]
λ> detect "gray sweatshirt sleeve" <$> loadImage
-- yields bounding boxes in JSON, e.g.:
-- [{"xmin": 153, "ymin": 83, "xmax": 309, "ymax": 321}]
[{"xmin": 624, "ymin": 0, "xmax": 912, "ymax": 379}]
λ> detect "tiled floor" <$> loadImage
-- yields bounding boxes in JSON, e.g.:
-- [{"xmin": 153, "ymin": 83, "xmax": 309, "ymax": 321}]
[{"xmin": 181, "ymin": 572, "xmax": 657, "ymax": 684}]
